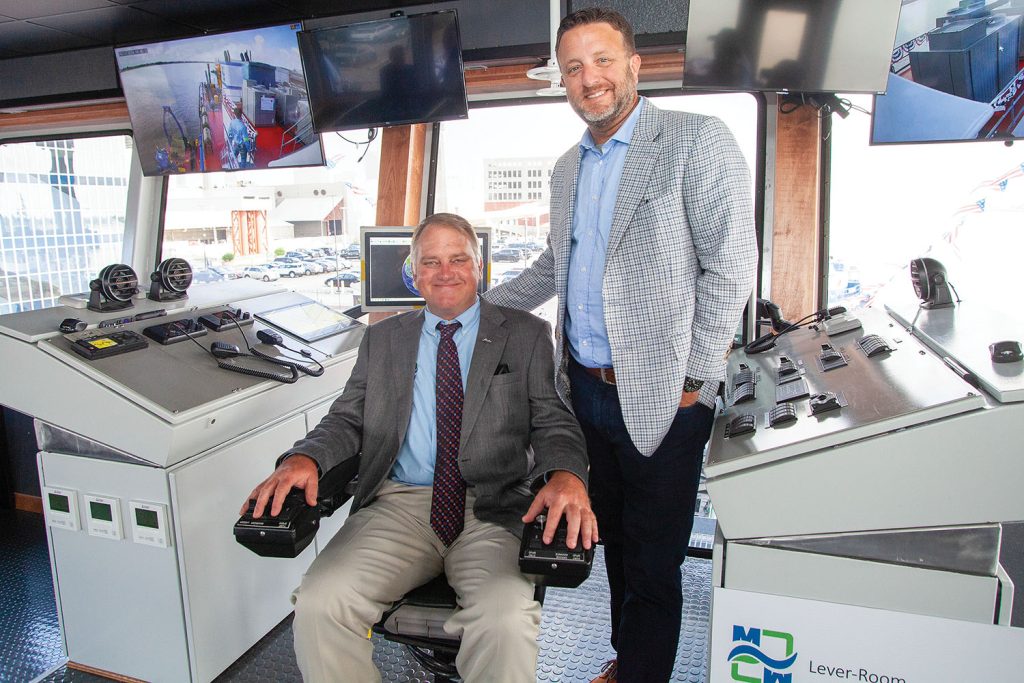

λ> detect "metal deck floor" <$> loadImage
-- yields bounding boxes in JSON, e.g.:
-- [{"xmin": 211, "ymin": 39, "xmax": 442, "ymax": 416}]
[{"xmin": 1, "ymin": 509, "xmax": 714, "ymax": 683}]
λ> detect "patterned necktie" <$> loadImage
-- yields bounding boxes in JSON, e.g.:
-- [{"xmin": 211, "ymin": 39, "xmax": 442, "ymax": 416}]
[{"xmin": 430, "ymin": 321, "xmax": 466, "ymax": 546}]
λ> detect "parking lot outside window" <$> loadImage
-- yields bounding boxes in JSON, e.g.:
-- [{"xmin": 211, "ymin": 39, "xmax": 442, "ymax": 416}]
[{"xmin": 161, "ymin": 131, "xmax": 381, "ymax": 311}]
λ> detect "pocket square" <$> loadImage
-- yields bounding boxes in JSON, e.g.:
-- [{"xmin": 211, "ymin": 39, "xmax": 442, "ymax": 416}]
[{"xmin": 494, "ymin": 363, "xmax": 511, "ymax": 375}]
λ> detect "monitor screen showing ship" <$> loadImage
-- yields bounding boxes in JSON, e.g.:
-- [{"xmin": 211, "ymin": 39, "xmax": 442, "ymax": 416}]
[{"xmin": 115, "ymin": 24, "xmax": 325, "ymax": 176}]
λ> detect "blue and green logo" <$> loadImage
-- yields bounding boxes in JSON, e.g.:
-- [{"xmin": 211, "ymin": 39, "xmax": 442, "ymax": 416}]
[{"xmin": 728, "ymin": 625, "xmax": 798, "ymax": 683}]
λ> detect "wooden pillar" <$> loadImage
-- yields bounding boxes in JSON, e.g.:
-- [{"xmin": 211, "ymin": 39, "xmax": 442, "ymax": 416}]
[
  {"xmin": 375, "ymin": 123, "xmax": 427, "ymax": 227},
  {"xmin": 771, "ymin": 103, "xmax": 821, "ymax": 320},
  {"xmin": 370, "ymin": 124, "xmax": 428, "ymax": 322}
]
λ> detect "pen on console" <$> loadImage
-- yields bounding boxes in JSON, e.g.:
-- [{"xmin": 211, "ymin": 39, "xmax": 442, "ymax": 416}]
[
  {"xmin": 941, "ymin": 356, "xmax": 980, "ymax": 390},
  {"xmin": 134, "ymin": 309, "xmax": 168, "ymax": 321}
]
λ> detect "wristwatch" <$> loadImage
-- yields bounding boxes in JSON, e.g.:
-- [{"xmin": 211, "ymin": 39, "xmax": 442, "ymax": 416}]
[{"xmin": 683, "ymin": 376, "xmax": 704, "ymax": 393}]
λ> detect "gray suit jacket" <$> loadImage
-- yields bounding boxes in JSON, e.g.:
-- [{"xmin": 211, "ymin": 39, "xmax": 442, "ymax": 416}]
[
  {"xmin": 487, "ymin": 99, "xmax": 758, "ymax": 456},
  {"xmin": 281, "ymin": 300, "xmax": 588, "ymax": 534}
]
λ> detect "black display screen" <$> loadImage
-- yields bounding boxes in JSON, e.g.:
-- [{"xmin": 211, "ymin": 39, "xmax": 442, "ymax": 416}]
[
  {"xmin": 360, "ymin": 227, "xmax": 491, "ymax": 312},
  {"xmin": 115, "ymin": 24, "xmax": 324, "ymax": 177},
  {"xmin": 48, "ymin": 493, "xmax": 70, "ymax": 514},
  {"xmin": 299, "ymin": 10, "xmax": 468, "ymax": 132},
  {"xmin": 871, "ymin": 5, "xmax": 1024, "ymax": 144},
  {"xmin": 682, "ymin": 0, "xmax": 902, "ymax": 94},
  {"xmin": 135, "ymin": 508, "xmax": 159, "ymax": 529},
  {"xmin": 90, "ymin": 501, "xmax": 113, "ymax": 522}
]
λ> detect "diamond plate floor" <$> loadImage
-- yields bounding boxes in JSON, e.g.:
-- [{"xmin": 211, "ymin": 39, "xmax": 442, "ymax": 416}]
[
  {"xmin": 0, "ymin": 510, "xmax": 62, "ymax": 683},
  {"xmin": 2, "ymin": 509, "xmax": 713, "ymax": 683}
]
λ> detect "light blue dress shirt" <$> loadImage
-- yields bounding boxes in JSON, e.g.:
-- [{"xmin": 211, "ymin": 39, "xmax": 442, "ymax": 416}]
[
  {"xmin": 390, "ymin": 299, "xmax": 481, "ymax": 486},
  {"xmin": 566, "ymin": 97, "xmax": 646, "ymax": 368}
]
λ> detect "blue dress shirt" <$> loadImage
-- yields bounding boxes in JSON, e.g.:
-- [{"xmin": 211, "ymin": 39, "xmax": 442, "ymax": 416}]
[
  {"xmin": 566, "ymin": 97, "xmax": 646, "ymax": 368},
  {"xmin": 390, "ymin": 299, "xmax": 481, "ymax": 486}
]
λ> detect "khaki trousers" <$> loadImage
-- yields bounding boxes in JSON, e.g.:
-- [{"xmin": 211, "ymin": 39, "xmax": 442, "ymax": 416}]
[{"xmin": 292, "ymin": 481, "xmax": 540, "ymax": 683}]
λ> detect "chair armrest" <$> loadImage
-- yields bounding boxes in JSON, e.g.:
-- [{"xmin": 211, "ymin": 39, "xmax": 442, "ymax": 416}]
[{"xmin": 316, "ymin": 457, "xmax": 360, "ymax": 517}]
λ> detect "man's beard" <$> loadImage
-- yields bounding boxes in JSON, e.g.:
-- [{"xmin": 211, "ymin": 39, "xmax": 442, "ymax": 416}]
[{"xmin": 570, "ymin": 80, "xmax": 636, "ymax": 129}]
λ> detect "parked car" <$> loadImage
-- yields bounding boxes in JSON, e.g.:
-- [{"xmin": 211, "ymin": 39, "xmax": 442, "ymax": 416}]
[
  {"xmin": 325, "ymin": 272, "xmax": 361, "ymax": 288},
  {"xmin": 269, "ymin": 262, "xmax": 306, "ymax": 278},
  {"xmin": 240, "ymin": 265, "xmax": 280, "ymax": 281},
  {"xmin": 339, "ymin": 244, "xmax": 361, "ymax": 259},
  {"xmin": 209, "ymin": 265, "xmax": 241, "ymax": 280},
  {"xmin": 297, "ymin": 259, "xmax": 324, "ymax": 274},
  {"xmin": 273, "ymin": 257, "xmax": 317, "ymax": 275},
  {"xmin": 508, "ymin": 241, "xmax": 540, "ymax": 254},
  {"xmin": 315, "ymin": 258, "xmax": 339, "ymax": 272},
  {"xmin": 492, "ymin": 248, "xmax": 526, "ymax": 263},
  {"xmin": 191, "ymin": 269, "xmax": 226, "ymax": 283},
  {"xmin": 496, "ymin": 268, "xmax": 524, "ymax": 285}
]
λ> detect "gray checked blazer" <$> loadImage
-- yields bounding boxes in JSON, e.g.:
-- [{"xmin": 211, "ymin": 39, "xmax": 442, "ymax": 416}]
[
  {"xmin": 487, "ymin": 99, "xmax": 758, "ymax": 456},
  {"xmin": 280, "ymin": 300, "xmax": 589, "ymax": 534}
]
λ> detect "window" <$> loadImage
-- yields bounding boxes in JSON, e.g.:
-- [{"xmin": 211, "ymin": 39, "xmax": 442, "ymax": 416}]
[
  {"xmin": 435, "ymin": 93, "xmax": 760, "ymax": 324},
  {"xmin": 0, "ymin": 135, "xmax": 134, "ymax": 314},
  {"xmin": 828, "ymin": 94, "xmax": 1024, "ymax": 308},
  {"xmin": 161, "ymin": 131, "xmax": 381, "ymax": 310}
]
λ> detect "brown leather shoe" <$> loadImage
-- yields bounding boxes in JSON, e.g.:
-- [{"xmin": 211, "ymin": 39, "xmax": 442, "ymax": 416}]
[{"xmin": 591, "ymin": 659, "xmax": 618, "ymax": 683}]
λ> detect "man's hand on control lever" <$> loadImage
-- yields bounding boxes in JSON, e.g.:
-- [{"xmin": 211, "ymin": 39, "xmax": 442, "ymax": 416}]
[
  {"xmin": 241, "ymin": 454, "xmax": 320, "ymax": 518},
  {"xmin": 522, "ymin": 470, "xmax": 599, "ymax": 550}
]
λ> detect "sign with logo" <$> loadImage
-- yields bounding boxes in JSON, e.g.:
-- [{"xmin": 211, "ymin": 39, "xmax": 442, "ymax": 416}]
[{"xmin": 710, "ymin": 588, "xmax": 1024, "ymax": 683}]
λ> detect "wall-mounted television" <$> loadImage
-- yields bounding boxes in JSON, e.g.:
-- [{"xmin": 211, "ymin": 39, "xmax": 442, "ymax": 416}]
[
  {"xmin": 299, "ymin": 10, "xmax": 469, "ymax": 133},
  {"xmin": 871, "ymin": 4, "xmax": 1024, "ymax": 145},
  {"xmin": 682, "ymin": 0, "xmax": 902, "ymax": 94},
  {"xmin": 360, "ymin": 226, "xmax": 492, "ymax": 312},
  {"xmin": 115, "ymin": 23, "xmax": 324, "ymax": 177}
]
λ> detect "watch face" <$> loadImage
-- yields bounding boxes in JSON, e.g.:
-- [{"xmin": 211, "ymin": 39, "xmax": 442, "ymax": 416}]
[{"xmin": 683, "ymin": 377, "xmax": 704, "ymax": 393}]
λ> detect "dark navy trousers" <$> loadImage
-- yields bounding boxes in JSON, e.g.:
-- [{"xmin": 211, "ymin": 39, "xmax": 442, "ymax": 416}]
[{"xmin": 569, "ymin": 359, "xmax": 715, "ymax": 683}]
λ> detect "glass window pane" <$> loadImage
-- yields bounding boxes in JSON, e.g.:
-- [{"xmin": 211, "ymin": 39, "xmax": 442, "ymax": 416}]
[
  {"xmin": 161, "ymin": 131, "xmax": 380, "ymax": 311},
  {"xmin": 0, "ymin": 135, "xmax": 133, "ymax": 314},
  {"xmin": 828, "ymin": 94, "xmax": 1024, "ymax": 308},
  {"xmin": 435, "ymin": 93, "xmax": 759, "ymax": 325}
]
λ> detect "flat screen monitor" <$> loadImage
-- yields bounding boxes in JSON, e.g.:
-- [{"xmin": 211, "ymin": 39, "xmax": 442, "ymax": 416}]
[
  {"xmin": 360, "ymin": 226, "xmax": 492, "ymax": 312},
  {"xmin": 299, "ymin": 10, "xmax": 469, "ymax": 132},
  {"xmin": 256, "ymin": 300, "xmax": 360, "ymax": 343},
  {"xmin": 115, "ymin": 23, "xmax": 324, "ymax": 177},
  {"xmin": 871, "ymin": 6, "xmax": 1024, "ymax": 145},
  {"xmin": 682, "ymin": 0, "xmax": 902, "ymax": 94}
]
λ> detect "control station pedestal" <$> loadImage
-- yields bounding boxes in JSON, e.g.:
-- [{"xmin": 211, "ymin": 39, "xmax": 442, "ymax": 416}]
[
  {"xmin": 0, "ymin": 280, "xmax": 363, "ymax": 683},
  {"xmin": 705, "ymin": 302, "xmax": 1024, "ymax": 679}
]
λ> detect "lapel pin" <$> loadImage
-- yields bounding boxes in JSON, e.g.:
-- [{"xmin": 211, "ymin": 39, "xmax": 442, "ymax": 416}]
[{"xmin": 482, "ymin": 338, "xmax": 492, "ymax": 343}]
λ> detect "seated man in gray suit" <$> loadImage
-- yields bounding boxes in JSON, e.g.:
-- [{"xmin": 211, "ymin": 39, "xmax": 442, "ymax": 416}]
[{"xmin": 242, "ymin": 212, "xmax": 597, "ymax": 683}]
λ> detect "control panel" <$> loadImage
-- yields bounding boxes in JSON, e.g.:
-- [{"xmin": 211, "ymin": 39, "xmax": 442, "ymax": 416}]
[
  {"xmin": 708, "ymin": 306, "xmax": 986, "ymax": 477},
  {"xmin": 0, "ymin": 282, "xmax": 364, "ymax": 468}
]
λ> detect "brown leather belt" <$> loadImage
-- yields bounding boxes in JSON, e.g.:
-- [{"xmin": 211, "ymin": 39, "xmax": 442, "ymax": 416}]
[
  {"xmin": 582, "ymin": 366, "xmax": 617, "ymax": 384},
  {"xmin": 581, "ymin": 364, "xmax": 695, "ymax": 408}
]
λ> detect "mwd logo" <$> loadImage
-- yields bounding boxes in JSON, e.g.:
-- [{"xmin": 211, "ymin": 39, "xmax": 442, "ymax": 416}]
[{"xmin": 727, "ymin": 625, "xmax": 799, "ymax": 683}]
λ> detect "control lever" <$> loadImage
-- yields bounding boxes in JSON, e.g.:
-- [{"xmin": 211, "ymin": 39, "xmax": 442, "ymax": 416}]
[
  {"xmin": 518, "ymin": 514, "xmax": 594, "ymax": 588},
  {"xmin": 810, "ymin": 392, "xmax": 841, "ymax": 415},
  {"xmin": 234, "ymin": 457, "xmax": 359, "ymax": 558},
  {"xmin": 726, "ymin": 414, "xmax": 756, "ymax": 436}
]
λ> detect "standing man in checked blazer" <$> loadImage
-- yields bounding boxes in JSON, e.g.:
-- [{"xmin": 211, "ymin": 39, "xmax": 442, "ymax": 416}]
[
  {"xmin": 486, "ymin": 7, "xmax": 758, "ymax": 682},
  {"xmin": 244, "ymin": 213, "xmax": 597, "ymax": 683}
]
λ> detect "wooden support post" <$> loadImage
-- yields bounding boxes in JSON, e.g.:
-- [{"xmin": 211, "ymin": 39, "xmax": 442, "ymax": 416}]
[
  {"xmin": 375, "ymin": 123, "xmax": 427, "ymax": 227},
  {"xmin": 771, "ymin": 103, "xmax": 821, "ymax": 320},
  {"xmin": 370, "ymin": 124, "xmax": 428, "ymax": 322}
]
